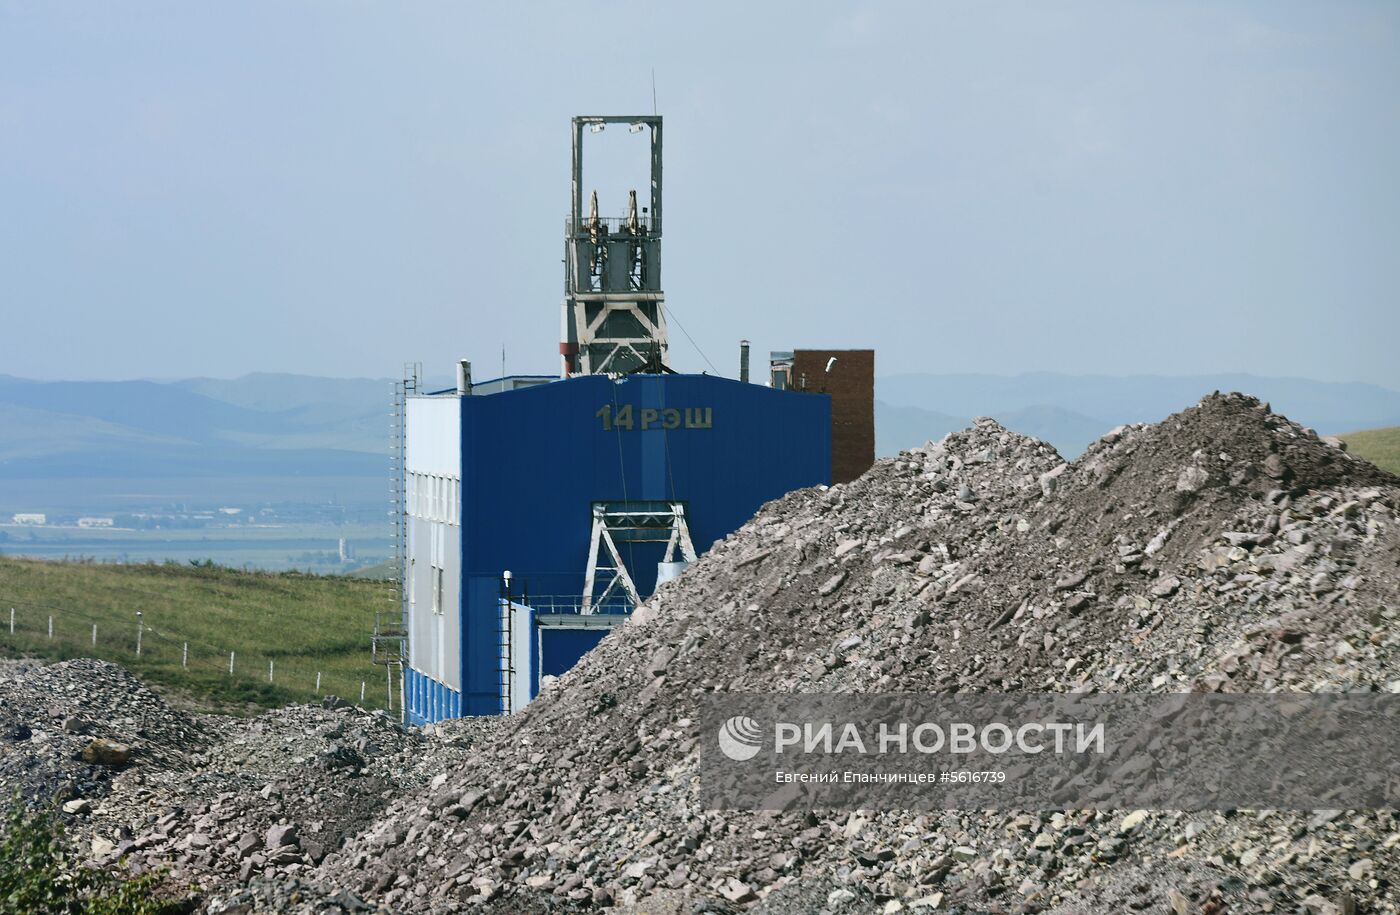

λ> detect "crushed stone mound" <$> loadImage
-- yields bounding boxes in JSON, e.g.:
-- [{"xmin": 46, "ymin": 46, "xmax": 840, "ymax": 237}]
[
  {"xmin": 314, "ymin": 393, "xmax": 1400, "ymax": 914},
  {"xmin": 84, "ymin": 708, "xmax": 500, "ymax": 905},
  {"xmin": 0, "ymin": 656, "xmax": 497, "ymax": 910},
  {"xmin": 7, "ymin": 394, "xmax": 1397, "ymax": 915},
  {"xmin": 0, "ymin": 658, "xmax": 210, "ymax": 807}
]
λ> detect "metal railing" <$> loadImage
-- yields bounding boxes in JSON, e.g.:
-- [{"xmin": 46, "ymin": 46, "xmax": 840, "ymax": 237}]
[
  {"xmin": 523, "ymin": 594, "xmax": 634, "ymax": 616},
  {"xmin": 565, "ymin": 216, "xmax": 656, "ymax": 235}
]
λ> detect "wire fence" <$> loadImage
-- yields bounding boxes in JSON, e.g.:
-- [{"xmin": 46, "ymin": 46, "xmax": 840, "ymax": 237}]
[{"xmin": 0, "ymin": 597, "xmax": 397, "ymax": 713}]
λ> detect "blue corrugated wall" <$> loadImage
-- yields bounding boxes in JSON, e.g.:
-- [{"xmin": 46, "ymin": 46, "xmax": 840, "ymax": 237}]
[
  {"xmin": 456, "ymin": 373, "xmax": 831, "ymax": 714},
  {"xmin": 406, "ymin": 667, "xmax": 462, "ymax": 725}
]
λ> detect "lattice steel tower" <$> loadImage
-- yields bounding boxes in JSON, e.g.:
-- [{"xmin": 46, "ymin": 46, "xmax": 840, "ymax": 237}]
[{"xmin": 560, "ymin": 115, "xmax": 667, "ymax": 376}]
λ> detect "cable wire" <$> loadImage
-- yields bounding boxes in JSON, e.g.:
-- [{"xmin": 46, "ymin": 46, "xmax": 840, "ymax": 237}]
[{"xmin": 665, "ymin": 304, "xmax": 719, "ymax": 375}]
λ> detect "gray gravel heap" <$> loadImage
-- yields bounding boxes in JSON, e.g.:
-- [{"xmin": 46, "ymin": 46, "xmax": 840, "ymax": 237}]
[
  {"xmin": 319, "ymin": 393, "xmax": 1399, "ymax": 914},
  {"xmin": 85, "ymin": 705, "xmax": 434, "ymax": 886},
  {"xmin": 0, "ymin": 657, "xmax": 210, "ymax": 810},
  {"xmin": 0, "ymin": 659, "xmax": 497, "ymax": 912},
  {"xmin": 5, "ymin": 392, "xmax": 1398, "ymax": 915}
]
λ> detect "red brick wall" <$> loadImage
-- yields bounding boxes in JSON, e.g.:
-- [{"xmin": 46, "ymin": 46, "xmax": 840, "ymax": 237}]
[{"xmin": 792, "ymin": 350, "xmax": 875, "ymax": 484}]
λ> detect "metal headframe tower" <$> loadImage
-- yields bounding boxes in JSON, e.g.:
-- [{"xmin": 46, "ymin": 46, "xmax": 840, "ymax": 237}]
[{"xmin": 560, "ymin": 115, "xmax": 667, "ymax": 377}]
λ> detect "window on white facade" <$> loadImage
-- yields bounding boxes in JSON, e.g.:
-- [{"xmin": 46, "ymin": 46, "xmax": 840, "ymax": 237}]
[{"xmin": 432, "ymin": 567, "xmax": 444, "ymax": 614}]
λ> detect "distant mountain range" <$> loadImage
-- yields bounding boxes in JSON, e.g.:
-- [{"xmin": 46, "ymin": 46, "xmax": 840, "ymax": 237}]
[
  {"xmin": 0, "ymin": 373, "xmax": 390, "ymax": 485},
  {"xmin": 1, "ymin": 371, "xmax": 1396, "ymax": 504},
  {"xmin": 876, "ymin": 372, "xmax": 1400, "ymax": 457}
]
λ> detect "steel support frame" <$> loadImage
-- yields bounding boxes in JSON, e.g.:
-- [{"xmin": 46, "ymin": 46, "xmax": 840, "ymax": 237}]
[
  {"xmin": 581, "ymin": 502, "xmax": 696, "ymax": 613},
  {"xmin": 569, "ymin": 293, "xmax": 669, "ymax": 375}
]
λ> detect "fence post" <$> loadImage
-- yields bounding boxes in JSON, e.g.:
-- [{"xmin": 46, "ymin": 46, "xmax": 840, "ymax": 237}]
[
  {"xmin": 135, "ymin": 611, "xmax": 143, "ymax": 657},
  {"xmin": 229, "ymin": 651, "xmax": 235, "ymax": 675},
  {"xmin": 360, "ymin": 681, "xmax": 366, "ymax": 705},
  {"xmin": 268, "ymin": 660, "xmax": 274, "ymax": 684},
  {"xmin": 48, "ymin": 616, "xmax": 53, "ymax": 639},
  {"xmin": 315, "ymin": 671, "xmax": 321, "ymax": 693},
  {"xmin": 182, "ymin": 642, "xmax": 188, "ymax": 669},
  {"xmin": 91, "ymin": 624, "xmax": 97, "ymax": 648},
  {"xmin": 8, "ymin": 608, "xmax": 13, "ymax": 634}
]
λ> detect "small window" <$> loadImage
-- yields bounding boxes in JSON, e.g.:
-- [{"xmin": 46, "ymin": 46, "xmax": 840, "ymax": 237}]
[{"xmin": 432, "ymin": 567, "xmax": 444, "ymax": 614}]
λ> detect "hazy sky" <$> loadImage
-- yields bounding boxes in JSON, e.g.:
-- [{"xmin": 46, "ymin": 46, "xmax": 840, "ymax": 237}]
[{"xmin": 2, "ymin": 2, "xmax": 1397, "ymax": 388}]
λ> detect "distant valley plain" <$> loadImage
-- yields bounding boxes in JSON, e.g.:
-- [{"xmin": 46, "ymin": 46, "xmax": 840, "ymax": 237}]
[{"xmin": 2, "ymin": 371, "xmax": 1396, "ymax": 571}]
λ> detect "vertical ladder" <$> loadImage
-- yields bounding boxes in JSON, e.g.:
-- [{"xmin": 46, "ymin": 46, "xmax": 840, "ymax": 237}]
[
  {"xmin": 372, "ymin": 362, "xmax": 419, "ymax": 716},
  {"xmin": 498, "ymin": 576, "xmax": 515, "ymax": 714}
]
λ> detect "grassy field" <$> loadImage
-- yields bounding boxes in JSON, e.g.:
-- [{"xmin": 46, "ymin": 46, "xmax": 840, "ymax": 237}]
[
  {"xmin": 0, "ymin": 556, "xmax": 396, "ymax": 714},
  {"xmin": 1342, "ymin": 426, "xmax": 1400, "ymax": 476}
]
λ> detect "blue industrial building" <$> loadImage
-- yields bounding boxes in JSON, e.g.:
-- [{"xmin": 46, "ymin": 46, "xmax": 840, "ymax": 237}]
[
  {"xmin": 394, "ymin": 115, "xmax": 853, "ymax": 724},
  {"xmin": 402, "ymin": 372, "xmax": 831, "ymax": 722}
]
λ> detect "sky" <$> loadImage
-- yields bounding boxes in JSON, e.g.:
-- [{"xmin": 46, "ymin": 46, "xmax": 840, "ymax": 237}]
[{"xmin": 1, "ymin": 2, "xmax": 1398, "ymax": 388}]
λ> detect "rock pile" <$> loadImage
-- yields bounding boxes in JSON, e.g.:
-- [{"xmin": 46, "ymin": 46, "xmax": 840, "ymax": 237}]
[
  {"xmin": 0, "ymin": 659, "xmax": 495, "ymax": 911},
  {"xmin": 5, "ymin": 393, "xmax": 1398, "ymax": 914},
  {"xmin": 78, "ymin": 703, "xmax": 459, "ymax": 891},
  {"xmin": 0, "ymin": 657, "xmax": 209, "ymax": 809},
  {"xmin": 320, "ymin": 393, "xmax": 1400, "ymax": 914}
]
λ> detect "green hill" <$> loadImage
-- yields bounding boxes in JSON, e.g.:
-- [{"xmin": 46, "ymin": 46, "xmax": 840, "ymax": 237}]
[
  {"xmin": 0, "ymin": 557, "xmax": 395, "ymax": 713},
  {"xmin": 1341, "ymin": 426, "xmax": 1400, "ymax": 476}
]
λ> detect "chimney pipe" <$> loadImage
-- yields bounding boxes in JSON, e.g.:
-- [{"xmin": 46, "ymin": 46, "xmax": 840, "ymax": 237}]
[
  {"xmin": 457, "ymin": 360, "xmax": 472, "ymax": 395},
  {"xmin": 739, "ymin": 340, "xmax": 750, "ymax": 383}
]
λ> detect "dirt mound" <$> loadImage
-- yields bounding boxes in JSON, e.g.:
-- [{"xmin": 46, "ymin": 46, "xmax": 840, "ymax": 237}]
[{"xmin": 318, "ymin": 393, "xmax": 1400, "ymax": 914}]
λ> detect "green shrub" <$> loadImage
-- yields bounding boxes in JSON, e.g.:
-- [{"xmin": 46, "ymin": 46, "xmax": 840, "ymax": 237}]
[{"xmin": 0, "ymin": 795, "xmax": 186, "ymax": 915}]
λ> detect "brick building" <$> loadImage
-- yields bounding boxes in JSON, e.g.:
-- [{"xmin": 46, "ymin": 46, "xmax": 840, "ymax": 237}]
[{"xmin": 771, "ymin": 349, "xmax": 875, "ymax": 484}]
